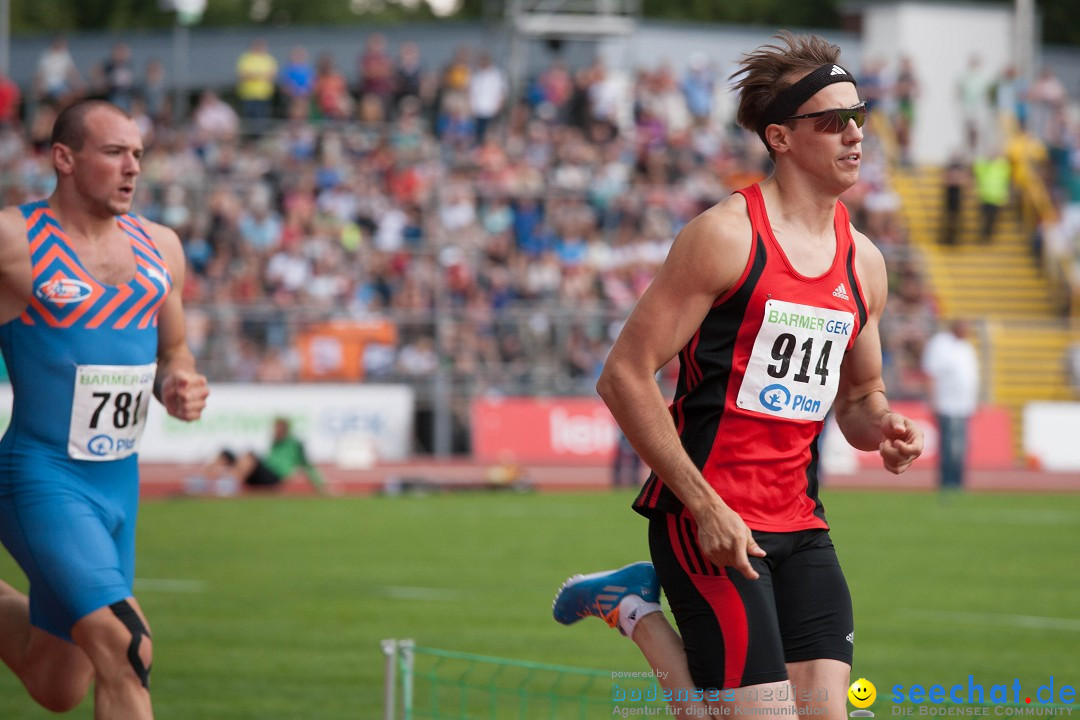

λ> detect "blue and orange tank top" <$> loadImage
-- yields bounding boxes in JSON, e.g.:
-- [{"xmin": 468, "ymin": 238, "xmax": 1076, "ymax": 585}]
[
  {"xmin": 0, "ymin": 201, "xmax": 170, "ymax": 462},
  {"xmin": 634, "ymin": 184, "xmax": 870, "ymax": 532}
]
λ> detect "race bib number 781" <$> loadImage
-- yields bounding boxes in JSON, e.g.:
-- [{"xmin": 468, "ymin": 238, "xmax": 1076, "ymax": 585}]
[
  {"xmin": 735, "ymin": 299, "xmax": 854, "ymax": 422},
  {"xmin": 68, "ymin": 363, "xmax": 157, "ymax": 461}
]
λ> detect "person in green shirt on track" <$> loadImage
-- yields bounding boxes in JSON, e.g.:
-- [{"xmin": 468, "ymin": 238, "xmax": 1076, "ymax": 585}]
[{"xmin": 189, "ymin": 416, "xmax": 325, "ymax": 495}]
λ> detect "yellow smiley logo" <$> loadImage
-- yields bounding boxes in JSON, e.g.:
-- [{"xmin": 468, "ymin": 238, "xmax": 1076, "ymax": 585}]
[{"xmin": 848, "ymin": 678, "xmax": 877, "ymax": 709}]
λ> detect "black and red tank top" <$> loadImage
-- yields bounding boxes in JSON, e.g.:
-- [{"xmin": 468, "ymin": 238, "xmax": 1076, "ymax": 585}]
[{"xmin": 633, "ymin": 183, "xmax": 869, "ymax": 532}]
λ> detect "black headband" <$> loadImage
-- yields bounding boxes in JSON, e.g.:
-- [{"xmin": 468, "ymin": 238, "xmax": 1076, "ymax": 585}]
[{"xmin": 757, "ymin": 63, "xmax": 858, "ymax": 146}]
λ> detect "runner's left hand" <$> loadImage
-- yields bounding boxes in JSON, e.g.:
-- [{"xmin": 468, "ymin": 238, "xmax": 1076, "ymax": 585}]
[
  {"xmin": 161, "ymin": 370, "xmax": 208, "ymax": 421},
  {"xmin": 878, "ymin": 412, "xmax": 922, "ymax": 474}
]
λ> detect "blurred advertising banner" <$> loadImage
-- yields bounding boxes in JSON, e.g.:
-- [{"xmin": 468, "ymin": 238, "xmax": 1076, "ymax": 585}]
[
  {"xmin": 472, "ymin": 397, "xmax": 1015, "ymax": 469},
  {"xmin": 472, "ymin": 397, "xmax": 619, "ymax": 463},
  {"xmin": 140, "ymin": 383, "xmax": 414, "ymax": 463},
  {"xmin": 1024, "ymin": 402, "xmax": 1080, "ymax": 471},
  {"xmin": 821, "ymin": 401, "xmax": 1015, "ymax": 473},
  {"xmin": 0, "ymin": 383, "xmax": 414, "ymax": 464}
]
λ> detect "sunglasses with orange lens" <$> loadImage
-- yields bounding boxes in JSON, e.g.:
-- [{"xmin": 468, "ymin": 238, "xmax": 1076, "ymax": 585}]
[{"xmin": 783, "ymin": 102, "xmax": 868, "ymax": 133}]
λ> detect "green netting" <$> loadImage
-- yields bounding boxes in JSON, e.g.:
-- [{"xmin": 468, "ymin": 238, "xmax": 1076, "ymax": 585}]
[{"xmin": 388, "ymin": 642, "xmax": 666, "ymax": 720}]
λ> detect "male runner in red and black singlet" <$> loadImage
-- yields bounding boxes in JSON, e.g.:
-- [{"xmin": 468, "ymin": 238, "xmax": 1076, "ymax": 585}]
[{"xmin": 553, "ymin": 32, "xmax": 923, "ymax": 718}]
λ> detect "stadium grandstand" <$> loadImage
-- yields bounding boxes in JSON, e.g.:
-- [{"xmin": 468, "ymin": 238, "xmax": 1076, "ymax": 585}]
[
  {"xmin": 1, "ymin": 4, "xmax": 1080, "ymax": 716},
  {"xmin": 1, "ymin": 2, "xmax": 1079, "ymax": 479}
]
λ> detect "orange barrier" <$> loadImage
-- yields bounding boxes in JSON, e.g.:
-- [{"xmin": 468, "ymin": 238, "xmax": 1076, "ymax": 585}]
[{"xmin": 296, "ymin": 319, "xmax": 397, "ymax": 381}]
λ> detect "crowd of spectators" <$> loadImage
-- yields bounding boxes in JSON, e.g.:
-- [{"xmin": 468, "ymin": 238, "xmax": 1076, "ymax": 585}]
[
  {"xmin": 854, "ymin": 51, "xmax": 1080, "ymax": 394},
  {"xmin": 0, "ymin": 34, "xmax": 940, "ymax": 405},
  {"xmin": 923, "ymin": 52, "xmax": 1080, "ymax": 315}
]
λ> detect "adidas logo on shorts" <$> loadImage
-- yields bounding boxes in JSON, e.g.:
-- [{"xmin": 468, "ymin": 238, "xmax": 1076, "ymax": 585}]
[{"xmin": 832, "ymin": 283, "xmax": 850, "ymax": 301}]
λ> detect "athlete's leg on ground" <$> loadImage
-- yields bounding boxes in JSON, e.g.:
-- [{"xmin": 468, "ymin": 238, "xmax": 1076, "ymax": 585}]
[
  {"xmin": 71, "ymin": 595, "xmax": 154, "ymax": 720},
  {"xmin": 630, "ymin": 613, "xmax": 805, "ymax": 717},
  {"xmin": 771, "ymin": 530, "xmax": 853, "ymax": 719},
  {"xmin": 787, "ymin": 658, "xmax": 850, "ymax": 718},
  {"xmin": 0, "ymin": 579, "xmax": 94, "ymax": 712},
  {"xmin": 232, "ymin": 452, "xmax": 259, "ymax": 483}
]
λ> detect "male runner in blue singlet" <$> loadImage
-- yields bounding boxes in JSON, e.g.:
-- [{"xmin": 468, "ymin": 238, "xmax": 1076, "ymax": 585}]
[{"xmin": 0, "ymin": 99, "xmax": 209, "ymax": 719}]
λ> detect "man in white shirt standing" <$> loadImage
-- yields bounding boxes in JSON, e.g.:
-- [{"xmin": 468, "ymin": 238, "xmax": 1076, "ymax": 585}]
[
  {"xmin": 468, "ymin": 52, "xmax": 507, "ymax": 146},
  {"xmin": 922, "ymin": 319, "xmax": 980, "ymax": 491}
]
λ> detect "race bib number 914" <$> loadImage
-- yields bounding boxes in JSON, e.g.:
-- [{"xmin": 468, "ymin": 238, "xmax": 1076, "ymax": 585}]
[
  {"xmin": 68, "ymin": 363, "xmax": 157, "ymax": 461},
  {"xmin": 735, "ymin": 299, "xmax": 854, "ymax": 422}
]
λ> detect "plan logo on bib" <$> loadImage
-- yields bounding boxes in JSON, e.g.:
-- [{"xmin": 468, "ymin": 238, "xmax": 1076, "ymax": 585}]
[{"xmin": 759, "ymin": 384, "xmax": 792, "ymax": 412}]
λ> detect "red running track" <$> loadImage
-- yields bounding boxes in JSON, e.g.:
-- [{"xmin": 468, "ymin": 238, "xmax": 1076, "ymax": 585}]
[{"xmin": 138, "ymin": 461, "xmax": 1080, "ymax": 499}]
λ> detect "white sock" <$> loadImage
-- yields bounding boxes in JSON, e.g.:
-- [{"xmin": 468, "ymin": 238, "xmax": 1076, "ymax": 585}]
[{"xmin": 617, "ymin": 595, "xmax": 663, "ymax": 639}]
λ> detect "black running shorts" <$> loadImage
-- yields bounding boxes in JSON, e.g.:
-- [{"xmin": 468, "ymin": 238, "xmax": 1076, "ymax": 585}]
[{"xmin": 649, "ymin": 509, "xmax": 854, "ymax": 690}]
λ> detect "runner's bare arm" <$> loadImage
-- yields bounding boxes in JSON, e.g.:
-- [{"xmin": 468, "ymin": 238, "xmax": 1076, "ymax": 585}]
[
  {"xmin": 833, "ymin": 231, "xmax": 923, "ymax": 472},
  {"xmin": 0, "ymin": 207, "xmax": 32, "ymax": 326},
  {"xmin": 148, "ymin": 221, "xmax": 208, "ymax": 421},
  {"xmin": 597, "ymin": 198, "xmax": 766, "ymax": 577}
]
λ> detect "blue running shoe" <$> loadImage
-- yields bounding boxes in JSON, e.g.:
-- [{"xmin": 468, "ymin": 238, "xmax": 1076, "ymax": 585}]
[{"xmin": 552, "ymin": 561, "xmax": 659, "ymax": 629}]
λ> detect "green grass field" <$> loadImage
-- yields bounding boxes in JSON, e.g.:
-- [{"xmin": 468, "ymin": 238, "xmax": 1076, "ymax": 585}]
[{"xmin": 2, "ymin": 488, "xmax": 1079, "ymax": 719}]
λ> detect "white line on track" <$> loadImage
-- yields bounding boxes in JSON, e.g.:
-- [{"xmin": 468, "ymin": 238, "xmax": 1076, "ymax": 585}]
[
  {"xmin": 945, "ymin": 509, "xmax": 1080, "ymax": 525},
  {"xmin": 903, "ymin": 609, "xmax": 1080, "ymax": 632},
  {"xmin": 134, "ymin": 578, "xmax": 208, "ymax": 593},
  {"xmin": 367, "ymin": 585, "xmax": 466, "ymax": 601}
]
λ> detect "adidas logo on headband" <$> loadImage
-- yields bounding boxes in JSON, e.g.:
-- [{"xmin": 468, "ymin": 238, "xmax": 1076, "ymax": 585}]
[{"xmin": 830, "ymin": 65, "xmax": 847, "ymax": 75}]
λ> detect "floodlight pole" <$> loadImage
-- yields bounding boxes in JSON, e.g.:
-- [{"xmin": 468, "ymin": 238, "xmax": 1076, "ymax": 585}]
[
  {"xmin": 506, "ymin": 0, "xmax": 640, "ymax": 105},
  {"xmin": 1014, "ymin": 0, "xmax": 1035, "ymax": 81},
  {"xmin": 168, "ymin": 0, "xmax": 204, "ymax": 125},
  {"xmin": 0, "ymin": 0, "xmax": 9, "ymax": 77},
  {"xmin": 381, "ymin": 639, "xmax": 398, "ymax": 720},
  {"xmin": 171, "ymin": 19, "xmax": 190, "ymax": 126}
]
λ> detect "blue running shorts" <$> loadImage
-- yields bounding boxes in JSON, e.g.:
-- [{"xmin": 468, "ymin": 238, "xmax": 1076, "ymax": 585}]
[{"xmin": 0, "ymin": 453, "xmax": 139, "ymax": 641}]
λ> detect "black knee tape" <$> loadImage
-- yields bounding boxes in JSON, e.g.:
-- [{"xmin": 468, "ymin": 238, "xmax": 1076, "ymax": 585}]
[{"xmin": 108, "ymin": 600, "xmax": 152, "ymax": 689}]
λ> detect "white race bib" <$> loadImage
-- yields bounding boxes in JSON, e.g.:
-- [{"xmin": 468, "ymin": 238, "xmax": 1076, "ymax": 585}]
[
  {"xmin": 69, "ymin": 363, "xmax": 157, "ymax": 461},
  {"xmin": 735, "ymin": 300, "xmax": 854, "ymax": 422}
]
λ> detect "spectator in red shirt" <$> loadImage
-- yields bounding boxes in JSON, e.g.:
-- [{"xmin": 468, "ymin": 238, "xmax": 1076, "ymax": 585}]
[{"xmin": 0, "ymin": 73, "xmax": 21, "ymax": 127}]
